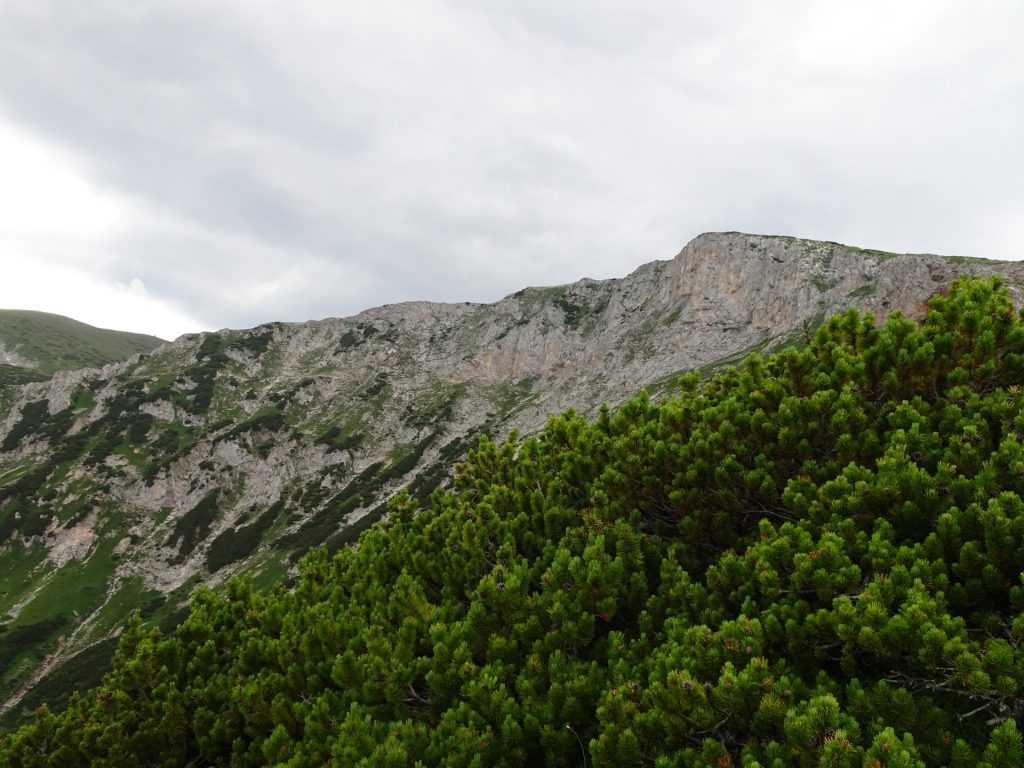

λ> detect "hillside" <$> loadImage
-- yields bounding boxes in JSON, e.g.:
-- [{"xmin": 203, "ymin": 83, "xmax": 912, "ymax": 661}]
[
  {"xmin": 2, "ymin": 276, "xmax": 1023, "ymax": 766},
  {"xmin": 0, "ymin": 309, "xmax": 165, "ymax": 376},
  {"xmin": 1, "ymin": 232, "xmax": 1024, "ymax": 731}
]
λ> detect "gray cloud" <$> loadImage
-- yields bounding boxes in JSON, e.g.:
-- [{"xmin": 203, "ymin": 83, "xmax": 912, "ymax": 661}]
[{"xmin": 1, "ymin": 1, "xmax": 1022, "ymax": 334}]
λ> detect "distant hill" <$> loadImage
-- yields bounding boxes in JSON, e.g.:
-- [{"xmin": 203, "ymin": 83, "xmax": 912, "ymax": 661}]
[{"xmin": 0, "ymin": 310, "xmax": 165, "ymax": 375}]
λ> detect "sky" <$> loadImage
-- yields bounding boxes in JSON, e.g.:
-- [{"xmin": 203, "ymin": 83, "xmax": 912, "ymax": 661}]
[{"xmin": 0, "ymin": 2, "xmax": 1022, "ymax": 340}]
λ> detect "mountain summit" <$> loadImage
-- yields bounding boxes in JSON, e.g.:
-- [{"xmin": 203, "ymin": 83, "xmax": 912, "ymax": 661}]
[{"xmin": 0, "ymin": 232, "xmax": 1022, "ymax": 724}]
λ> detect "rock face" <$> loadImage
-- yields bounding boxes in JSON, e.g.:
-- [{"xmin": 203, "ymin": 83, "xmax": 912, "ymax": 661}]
[
  {"xmin": 0, "ymin": 341, "xmax": 34, "ymax": 369},
  {"xmin": 1, "ymin": 231, "xmax": 1023, "ymax": 720}
]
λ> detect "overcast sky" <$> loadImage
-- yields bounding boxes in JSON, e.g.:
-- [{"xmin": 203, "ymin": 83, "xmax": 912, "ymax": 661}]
[{"xmin": 1, "ymin": 2, "xmax": 1022, "ymax": 340}]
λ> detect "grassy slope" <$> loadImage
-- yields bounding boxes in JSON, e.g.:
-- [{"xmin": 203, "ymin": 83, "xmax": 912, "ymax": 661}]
[
  {"xmin": 0, "ymin": 310, "xmax": 166, "ymax": 374},
  {"xmin": 0, "ymin": 365, "xmax": 49, "ymax": 387}
]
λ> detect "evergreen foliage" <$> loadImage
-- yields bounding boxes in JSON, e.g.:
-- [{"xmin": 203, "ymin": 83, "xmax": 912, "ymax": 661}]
[{"xmin": 3, "ymin": 278, "xmax": 1024, "ymax": 766}]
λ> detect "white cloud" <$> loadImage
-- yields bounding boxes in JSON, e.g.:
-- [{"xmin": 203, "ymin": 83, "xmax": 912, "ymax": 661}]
[
  {"xmin": 0, "ymin": 117, "xmax": 206, "ymax": 338},
  {"xmin": 0, "ymin": 1, "xmax": 1021, "ymax": 337},
  {"xmin": 0, "ymin": 119, "xmax": 122, "ymax": 242},
  {"xmin": 0, "ymin": 257, "xmax": 201, "ymax": 340}
]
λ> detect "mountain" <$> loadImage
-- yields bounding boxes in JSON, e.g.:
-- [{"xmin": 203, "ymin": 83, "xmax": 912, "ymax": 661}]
[
  {"xmin": 0, "ymin": 309, "xmax": 165, "ymax": 390},
  {"xmin": 2, "ymin": 273, "xmax": 1023, "ymax": 765},
  {"xmin": 0, "ymin": 232, "xmax": 1022, "ymax": 727}
]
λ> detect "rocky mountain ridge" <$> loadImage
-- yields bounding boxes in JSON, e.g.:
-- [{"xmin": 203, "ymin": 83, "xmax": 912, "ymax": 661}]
[{"xmin": 0, "ymin": 231, "xmax": 1022, "ymax": 724}]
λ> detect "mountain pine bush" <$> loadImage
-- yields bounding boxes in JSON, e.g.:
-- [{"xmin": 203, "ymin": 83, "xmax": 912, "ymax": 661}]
[{"xmin": 2, "ymin": 277, "xmax": 1024, "ymax": 766}]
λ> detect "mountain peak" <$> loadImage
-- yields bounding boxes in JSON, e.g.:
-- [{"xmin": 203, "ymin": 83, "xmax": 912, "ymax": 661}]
[{"xmin": 2, "ymin": 233, "xmax": 1024, "ymax": 724}]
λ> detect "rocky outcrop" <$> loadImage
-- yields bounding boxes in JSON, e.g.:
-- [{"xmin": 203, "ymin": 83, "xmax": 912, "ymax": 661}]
[
  {"xmin": 45, "ymin": 512, "xmax": 98, "ymax": 567},
  {"xmin": 0, "ymin": 340, "xmax": 34, "ymax": 369}
]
